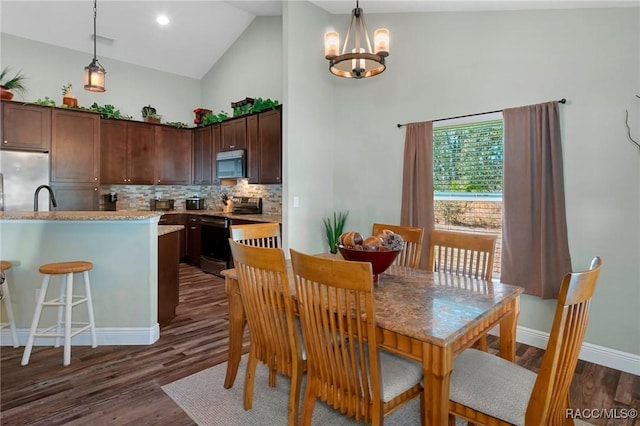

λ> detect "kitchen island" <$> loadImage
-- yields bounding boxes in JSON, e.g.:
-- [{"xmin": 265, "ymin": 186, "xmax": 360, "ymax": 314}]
[{"xmin": 0, "ymin": 211, "xmax": 169, "ymax": 346}]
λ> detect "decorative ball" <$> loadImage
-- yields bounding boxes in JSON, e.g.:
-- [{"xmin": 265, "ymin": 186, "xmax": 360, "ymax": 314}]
[
  {"xmin": 363, "ymin": 236, "xmax": 384, "ymax": 250},
  {"xmin": 339, "ymin": 231, "xmax": 364, "ymax": 247}
]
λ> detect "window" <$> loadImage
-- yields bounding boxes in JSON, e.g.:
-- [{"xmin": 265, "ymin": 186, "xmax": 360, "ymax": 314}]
[{"xmin": 432, "ymin": 114, "xmax": 503, "ymax": 278}]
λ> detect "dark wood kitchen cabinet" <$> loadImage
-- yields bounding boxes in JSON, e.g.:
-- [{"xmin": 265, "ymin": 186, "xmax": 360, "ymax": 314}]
[
  {"xmin": 220, "ymin": 117, "xmax": 246, "ymax": 151},
  {"xmin": 159, "ymin": 214, "xmax": 186, "ymax": 260},
  {"xmin": 247, "ymin": 107, "xmax": 282, "ymax": 184},
  {"xmin": 158, "ymin": 229, "xmax": 180, "ymax": 327},
  {"xmin": 101, "ymin": 120, "xmax": 155, "ymax": 184},
  {"xmin": 185, "ymin": 215, "xmax": 202, "ymax": 266},
  {"xmin": 155, "ymin": 126, "xmax": 192, "ymax": 185},
  {"xmin": 50, "ymin": 109, "xmax": 100, "ymax": 210},
  {"xmin": 1, "ymin": 101, "xmax": 51, "ymax": 151},
  {"xmin": 193, "ymin": 124, "xmax": 220, "ymax": 185}
]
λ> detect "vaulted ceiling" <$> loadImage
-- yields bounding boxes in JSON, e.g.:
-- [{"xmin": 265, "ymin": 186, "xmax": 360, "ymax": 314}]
[{"xmin": 1, "ymin": 1, "xmax": 635, "ymax": 79}]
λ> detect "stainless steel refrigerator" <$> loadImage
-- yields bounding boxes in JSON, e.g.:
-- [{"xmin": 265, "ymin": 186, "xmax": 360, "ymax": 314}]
[{"xmin": 0, "ymin": 151, "xmax": 51, "ymax": 211}]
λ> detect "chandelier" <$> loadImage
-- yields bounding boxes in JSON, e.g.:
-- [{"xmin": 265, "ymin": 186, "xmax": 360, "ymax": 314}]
[
  {"xmin": 324, "ymin": 0, "xmax": 389, "ymax": 79},
  {"xmin": 84, "ymin": 0, "xmax": 106, "ymax": 92}
]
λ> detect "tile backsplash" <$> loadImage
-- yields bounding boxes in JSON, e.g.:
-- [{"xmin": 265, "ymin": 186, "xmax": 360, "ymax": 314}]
[{"xmin": 101, "ymin": 180, "xmax": 282, "ymax": 214}]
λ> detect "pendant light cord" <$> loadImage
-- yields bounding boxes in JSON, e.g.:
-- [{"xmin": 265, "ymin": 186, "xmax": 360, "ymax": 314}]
[{"xmin": 93, "ymin": 0, "xmax": 98, "ymax": 61}]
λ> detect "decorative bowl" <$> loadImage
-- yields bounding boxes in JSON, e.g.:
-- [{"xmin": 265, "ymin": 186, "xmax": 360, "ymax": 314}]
[{"xmin": 337, "ymin": 245, "xmax": 401, "ymax": 282}]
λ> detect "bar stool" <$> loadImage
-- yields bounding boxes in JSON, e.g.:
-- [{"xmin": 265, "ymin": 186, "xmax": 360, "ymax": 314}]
[
  {"xmin": 1, "ymin": 261, "xmax": 19, "ymax": 348},
  {"xmin": 21, "ymin": 261, "xmax": 97, "ymax": 367}
]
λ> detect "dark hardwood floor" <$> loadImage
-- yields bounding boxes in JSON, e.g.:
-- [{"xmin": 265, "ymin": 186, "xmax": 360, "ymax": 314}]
[{"xmin": 1, "ymin": 264, "xmax": 638, "ymax": 425}]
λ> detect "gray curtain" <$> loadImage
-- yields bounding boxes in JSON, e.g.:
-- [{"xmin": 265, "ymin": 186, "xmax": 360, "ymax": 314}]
[
  {"xmin": 401, "ymin": 122, "xmax": 434, "ymax": 269},
  {"xmin": 501, "ymin": 101, "xmax": 572, "ymax": 298}
]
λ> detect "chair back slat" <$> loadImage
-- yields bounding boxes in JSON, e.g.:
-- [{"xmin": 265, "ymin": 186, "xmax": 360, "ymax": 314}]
[
  {"xmin": 291, "ymin": 249, "xmax": 381, "ymax": 424},
  {"xmin": 371, "ymin": 223, "xmax": 424, "ymax": 268},
  {"xmin": 428, "ymin": 229, "xmax": 497, "ymax": 281},
  {"xmin": 525, "ymin": 256, "xmax": 602, "ymax": 424},
  {"xmin": 230, "ymin": 223, "xmax": 281, "ymax": 248}
]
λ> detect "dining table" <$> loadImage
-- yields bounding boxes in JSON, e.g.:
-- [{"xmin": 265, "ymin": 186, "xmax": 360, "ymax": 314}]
[{"xmin": 221, "ymin": 257, "xmax": 524, "ymax": 426}]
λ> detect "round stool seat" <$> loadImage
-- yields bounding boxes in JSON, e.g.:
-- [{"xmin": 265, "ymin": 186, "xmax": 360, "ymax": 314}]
[
  {"xmin": 39, "ymin": 261, "xmax": 93, "ymax": 275},
  {"xmin": 1, "ymin": 260, "xmax": 12, "ymax": 271}
]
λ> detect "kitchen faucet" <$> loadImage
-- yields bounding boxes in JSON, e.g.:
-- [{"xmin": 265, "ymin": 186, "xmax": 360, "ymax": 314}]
[{"xmin": 34, "ymin": 185, "xmax": 57, "ymax": 212}]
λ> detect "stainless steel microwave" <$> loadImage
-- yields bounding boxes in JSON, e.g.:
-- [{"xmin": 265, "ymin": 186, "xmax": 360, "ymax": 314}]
[{"xmin": 216, "ymin": 149, "xmax": 246, "ymax": 179}]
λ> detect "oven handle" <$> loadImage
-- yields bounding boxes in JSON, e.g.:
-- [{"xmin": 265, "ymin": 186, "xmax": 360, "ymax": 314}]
[{"xmin": 200, "ymin": 216, "xmax": 229, "ymax": 227}]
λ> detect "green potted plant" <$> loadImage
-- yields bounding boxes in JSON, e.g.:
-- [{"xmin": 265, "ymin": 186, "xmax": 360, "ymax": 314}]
[
  {"xmin": 323, "ymin": 211, "xmax": 349, "ymax": 254},
  {"xmin": 141, "ymin": 105, "xmax": 161, "ymax": 123},
  {"xmin": 0, "ymin": 67, "xmax": 27, "ymax": 100},
  {"xmin": 61, "ymin": 83, "xmax": 78, "ymax": 107}
]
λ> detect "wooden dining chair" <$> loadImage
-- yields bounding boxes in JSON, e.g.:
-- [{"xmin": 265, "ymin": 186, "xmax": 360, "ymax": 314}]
[
  {"xmin": 229, "ymin": 222, "xmax": 281, "ymax": 248},
  {"xmin": 428, "ymin": 229, "xmax": 497, "ymax": 351},
  {"xmin": 448, "ymin": 256, "xmax": 602, "ymax": 426},
  {"xmin": 371, "ymin": 223, "xmax": 424, "ymax": 268},
  {"xmin": 290, "ymin": 249, "xmax": 423, "ymax": 426},
  {"xmin": 228, "ymin": 240, "xmax": 304, "ymax": 426}
]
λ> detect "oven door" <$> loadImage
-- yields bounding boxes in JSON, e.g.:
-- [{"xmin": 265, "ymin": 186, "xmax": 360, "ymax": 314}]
[{"xmin": 200, "ymin": 216, "xmax": 231, "ymax": 276}]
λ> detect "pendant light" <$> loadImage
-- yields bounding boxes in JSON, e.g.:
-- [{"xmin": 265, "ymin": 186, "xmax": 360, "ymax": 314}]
[
  {"xmin": 84, "ymin": 0, "xmax": 106, "ymax": 92},
  {"xmin": 324, "ymin": 0, "xmax": 389, "ymax": 79}
]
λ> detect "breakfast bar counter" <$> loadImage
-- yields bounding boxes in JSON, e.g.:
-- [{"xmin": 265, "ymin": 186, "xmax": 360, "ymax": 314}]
[{"xmin": 0, "ymin": 211, "xmax": 166, "ymax": 346}]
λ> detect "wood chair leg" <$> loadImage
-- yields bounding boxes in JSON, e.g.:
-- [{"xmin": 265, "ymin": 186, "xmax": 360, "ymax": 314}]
[{"xmin": 243, "ymin": 346, "xmax": 259, "ymax": 410}]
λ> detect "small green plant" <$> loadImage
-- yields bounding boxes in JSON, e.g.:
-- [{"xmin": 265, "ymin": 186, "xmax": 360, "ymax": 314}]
[
  {"xmin": 164, "ymin": 121, "xmax": 190, "ymax": 128},
  {"xmin": 232, "ymin": 97, "xmax": 279, "ymax": 117},
  {"xmin": 141, "ymin": 105, "xmax": 157, "ymax": 118},
  {"xmin": 61, "ymin": 83, "xmax": 72, "ymax": 96},
  {"xmin": 34, "ymin": 96, "xmax": 56, "ymax": 106},
  {"xmin": 90, "ymin": 102, "xmax": 131, "ymax": 120},
  {"xmin": 202, "ymin": 111, "xmax": 229, "ymax": 126},
  {"xmin": 0, "ymin": 66, "xmax": 27, "ymax": 94},
  {"xmin": 323, "ymin": 211, "xmax": 349, "ymax": 254}
]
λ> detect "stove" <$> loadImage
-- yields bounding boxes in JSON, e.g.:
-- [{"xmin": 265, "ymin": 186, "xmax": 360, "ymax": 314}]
[{"xmin": 231, "ymin": 197, "xmax": 262, "ymax": 215}]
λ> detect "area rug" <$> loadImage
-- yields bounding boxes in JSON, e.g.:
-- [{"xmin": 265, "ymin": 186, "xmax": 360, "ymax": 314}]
[{"xmin": 162, "ymin": 354, "xmax": 429, "ymax": 425}]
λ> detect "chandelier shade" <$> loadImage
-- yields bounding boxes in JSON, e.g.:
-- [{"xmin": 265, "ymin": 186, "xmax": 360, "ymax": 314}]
[
  {"xmin": 324, "ymin": 1, "xmax": 389, "ymax": 79},
  {"xmin": 84, "ymin": 0, "xmax": 106, "ymax": 92}
]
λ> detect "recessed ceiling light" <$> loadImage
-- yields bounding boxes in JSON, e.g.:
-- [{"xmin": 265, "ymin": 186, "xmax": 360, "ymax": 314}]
[{"xmin": 156, "ymin": 15, "xmax": 169, "ymax": 26}]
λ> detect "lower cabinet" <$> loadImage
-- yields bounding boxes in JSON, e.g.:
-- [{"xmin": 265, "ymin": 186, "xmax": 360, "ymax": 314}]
[
  {"xmin": 159, "ymin": 214, "xmax": 186, "ymax": 260},
  {"xmin": 185, "ymin": 215, "xmax": 202, "ymax": 266},
  {"xmin": 158, "ymin": 230, "xmax": 180, "ymax": 327}
]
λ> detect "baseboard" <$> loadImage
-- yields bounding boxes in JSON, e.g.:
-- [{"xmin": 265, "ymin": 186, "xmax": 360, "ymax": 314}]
[
  {"xmin": 0, "ymin": 325, "xmax": 160, "ymax": 347},
  {"xmin": 490, "ymin": 326, "xmax": 640, "ymax": 376}
]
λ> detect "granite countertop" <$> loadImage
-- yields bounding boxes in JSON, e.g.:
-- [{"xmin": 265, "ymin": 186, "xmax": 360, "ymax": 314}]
[
  {"xmin": 161, "ymin": 209, "xmax": 281, "ymax": 224},
  {"xmin": 158, "ymin": 224, "xmax": 184, "ymax": 236},
  {"xmin": 0, "ymin": 211, "xmax": 163, "ymax": 221}
]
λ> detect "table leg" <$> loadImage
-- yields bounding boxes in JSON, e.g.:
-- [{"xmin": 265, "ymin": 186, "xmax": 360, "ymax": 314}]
[
  {"xmin": 224, "ymin": 276, "xmax": 246, "ymax": 389},
  {"xmin": 422, "ymin": 342, "xmax": 453, "ymax": 426},
  {"xmin": 499, "ymin": 296, "xmax": 520, "ymax": 362}
]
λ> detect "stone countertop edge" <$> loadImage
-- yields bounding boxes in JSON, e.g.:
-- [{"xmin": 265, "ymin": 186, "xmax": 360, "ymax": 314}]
[
  {"xmin": 158, "ymin": 224, "xmax": 185, "ymax": 236},
  {"xmin": 161, "ymin": 210, "xmax": 281, "ymax": 224},
  {"xmin": 0, "ymin": 211, "xmax": 163, "ymax": 221}
]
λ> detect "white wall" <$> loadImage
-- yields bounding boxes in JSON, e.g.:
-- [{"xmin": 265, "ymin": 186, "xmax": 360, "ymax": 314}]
[
  {"xmin": 200, "ymin": 16, "xmax": 282, "ymax": 115},
  {"xmin": 1, "ymin": 34, "xmax": 200, "ymax": 124}
]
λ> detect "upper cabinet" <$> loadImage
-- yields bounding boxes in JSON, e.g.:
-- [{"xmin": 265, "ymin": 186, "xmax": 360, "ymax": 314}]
[
  {"xmin": 50, "ymin": 109, "xmax": 100, "ymax": 184},
  {"xmin": 193, "ymin": 124, "xmax": 219, "ymax": 185},
  {"xmin": 50, "ymin": 108, "xmax": 101, "ymax": 210},
  {"xmin": 155, "ymin": 126, "xmax": 193, "ymax": 185},
  {"xmin": 220, "ymin": 117, "xmax": 246, "ymax": 151},
  {"xmin": 101, "ymin": 120, "xmax": 155, "ymax": 185},
  {"xmin": 1, "ymin": 101, "xmax": 51, "ymax": 151},
  {"xmin": 247, "ymin": 107, "xmax": 282, "ymax": 184}
]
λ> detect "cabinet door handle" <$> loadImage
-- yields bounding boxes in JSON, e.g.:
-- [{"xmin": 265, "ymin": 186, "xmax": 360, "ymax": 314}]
[
  {"xmin": 3, "ymin": 141, "xmax": 7, "ymax": 144},
  {"xmin": 94, "ymin": 188, "xmax": 98, "ymax": 191},
  {"xmin": 94, "ymin": 177, "xmax": 98, "ymax": 181},
  {"xmin": 230, "ymin": 145, "xmax": 235, "ymax": 149},
  {"xmin": 190, "ymin": 226, "xmax": 197, "ymax": 230}
]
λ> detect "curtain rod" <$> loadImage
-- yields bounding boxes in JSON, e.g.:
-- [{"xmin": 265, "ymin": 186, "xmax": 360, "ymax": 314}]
[{"xmin": 396, "ymin": 98, "xmax": 567, "ymax": 128}]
